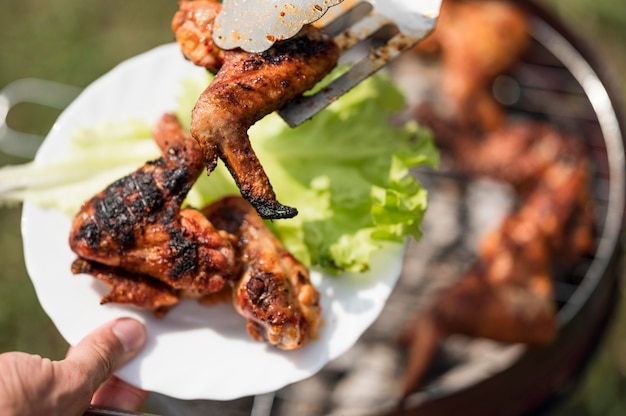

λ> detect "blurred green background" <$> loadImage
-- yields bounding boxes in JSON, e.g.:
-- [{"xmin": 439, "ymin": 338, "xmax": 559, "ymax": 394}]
[{"xmin": 0, "ymin": 1, "xmax": 624, "ymax": 414}]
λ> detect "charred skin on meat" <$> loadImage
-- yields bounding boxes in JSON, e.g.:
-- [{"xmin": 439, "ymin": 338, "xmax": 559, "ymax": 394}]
[
  {"xmin": 172, "ymin": 0, "xmax": 340, "ymax": 219},
  {"xmin": 70, "ymin": 0, "xmax": 332, "ymax": 348},
  {"xmin": 69, "ymin": 113, "xmax": 237, "ymax": 295}
]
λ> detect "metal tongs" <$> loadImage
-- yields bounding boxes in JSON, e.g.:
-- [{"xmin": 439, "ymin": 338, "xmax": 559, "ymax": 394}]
[{"xmin": 278, "ymin": 0, "xmax": 442, "ymax": 128}]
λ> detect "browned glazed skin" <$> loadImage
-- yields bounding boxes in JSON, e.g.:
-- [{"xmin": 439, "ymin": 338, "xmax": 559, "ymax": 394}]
[
  {"xmin": 204, "ymin": 196, "xmax": 321, "ymax": 350},
  {"xmin": 69, "ymin": 113, "xmax": 237, "ymax": 295},
  {"xmin": 173, "ymin": 0, "xmax": 340, "ymax": 219}
]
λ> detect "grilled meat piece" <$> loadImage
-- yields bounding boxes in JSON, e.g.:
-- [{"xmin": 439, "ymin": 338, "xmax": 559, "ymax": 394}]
[
  {"xmin": 71, "ymin": 258, "xmax": 181, "ymax": 317},
  {"xmin": 413, "ymin": 0, "xmax": 530, "ymax": 132},
  {"xmin": 402, "ymin": 5, "xmax": 593, "ymax": 387},
  {"xmin": 400, "ymin": 121, "xmax": 595, "ymax": 396},
  {"xmin": 69, "ymin": 113, "xmax": 237, "ymax": 295},
  {"xmin": 173, "ymin": 0, "xmax": 340, "ymax": 219},
  {"xmin": 204, "ymin": 196, "xmax": 321, "ymax": 350},
  {"xmin": 172, "ymin": 0, "xmax": 224, "ymax": 72}
]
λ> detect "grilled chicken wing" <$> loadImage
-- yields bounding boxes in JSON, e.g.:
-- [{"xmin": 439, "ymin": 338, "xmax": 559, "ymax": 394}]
[
  {"xmin": 400, "ymin": 224, "xmax": 556, "ymax": 396},
  {"xmin": 173, "ymin": 0, "xmax": 340, "ymax": 219},
  {"xmin": 69, "ymin": 113, "xmax": 237, "ymax": 295},
  {"xmin": 70, "ymin": 113, "xmax": 321, "ymax": 349},
  {"xmin": 204, "ymin": 196, "xmax": 321, "ymax": 350}
]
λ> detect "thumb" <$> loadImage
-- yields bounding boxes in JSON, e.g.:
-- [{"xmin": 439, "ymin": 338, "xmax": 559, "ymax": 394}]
[{"xmin": 63, "ymin": 318, "xmax": 146, "ymax": 394}]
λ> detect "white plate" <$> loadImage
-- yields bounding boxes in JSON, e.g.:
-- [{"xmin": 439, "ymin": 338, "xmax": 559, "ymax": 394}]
[{"xmin": 21, "ymin": 43, "xmax": 405, "ymax": 401}]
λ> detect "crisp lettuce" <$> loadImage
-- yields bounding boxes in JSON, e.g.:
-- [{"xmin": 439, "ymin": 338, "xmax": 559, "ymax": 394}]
[
  {"xmin": 0, "ymin": 71, "xmax": 438, "ymax": 273},
  {"xmin": 0, "ymin": 121, "xmax": 159, "ymax": 215}
]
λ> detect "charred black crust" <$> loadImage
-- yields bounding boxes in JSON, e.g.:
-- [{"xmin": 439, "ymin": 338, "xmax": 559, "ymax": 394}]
[
  {"xmin": 246, "ymin": 196, "xmax": 298, "ymax": 220},
  {"xmin": 246, "ymin": 275, "xmax": 266, "ymax": 303},
  {"xmin": 74, "ymin": 156, "xmax": 197, "ymax": 253},
  {"xmin": 167, "ymin": 228, "xmax": 199, "ymax": 281},
  {"xmin": 218, "ymin": 163, "xmax": 298, "ymax": 220},
  {"xmin": 239, "ymin": 29, "xmax": 336, "ymax": 71},
  {"xmin": 261, "ymin": 31, "xmax": 335, "ymax": 65},
  {"xmin": 245, "ymin": 270, "xmax": 295, "ymax": 313},
  {"xmin": 244, "ymin": 270, "xmax": 294, "ymax": 326}
]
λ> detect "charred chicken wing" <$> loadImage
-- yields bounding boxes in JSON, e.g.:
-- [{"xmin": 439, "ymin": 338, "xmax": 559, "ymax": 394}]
[
  {"xmin": 172, "ymin": 0, "xmax": 340, "ymax": 219},
  {"xmin": 70, "ymin": 113, "xmax": 321, "ymax": 349},
  {"xmin": 69, "ymin": 113, "xmax": 237, "ymax": 296}
]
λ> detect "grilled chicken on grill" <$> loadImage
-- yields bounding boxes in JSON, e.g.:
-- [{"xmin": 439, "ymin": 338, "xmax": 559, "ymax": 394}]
[
  {"xmin": 172, "ymin": 0, "xmax": 340, "ymax": 219},
  {"xmin": 69, "ymin": 113, "xmax": 237, "ymax": 296},
  {"xmin": 400, "ymin": 121, "xmax": 595, "ymax": 396},
  {"xmin": 413, "ymin": 0, "xmax": 530, "ymax": 132},
  {"xmin": 204, "ymin": 196, "xmax": 321, "ymax": 350},
  {"xmin": 397, "ymin": 0, "xmax": 595, "ymax": 396}
]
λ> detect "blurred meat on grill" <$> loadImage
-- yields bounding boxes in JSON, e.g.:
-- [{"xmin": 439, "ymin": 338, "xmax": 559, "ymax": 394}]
[{"xmin": 397, "ymin": 0, "xmax": 596, "ymax": 396}]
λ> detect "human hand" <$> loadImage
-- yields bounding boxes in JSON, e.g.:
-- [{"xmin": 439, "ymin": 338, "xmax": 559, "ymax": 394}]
[{"xmin": 0, "ymin": 317, "xmax": 148, "ymax": 416}]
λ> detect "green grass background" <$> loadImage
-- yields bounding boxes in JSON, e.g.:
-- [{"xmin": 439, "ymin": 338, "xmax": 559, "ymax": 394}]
[{"xmin": 0, "ymin": 0, "xmax": 624, "ymax": 414}]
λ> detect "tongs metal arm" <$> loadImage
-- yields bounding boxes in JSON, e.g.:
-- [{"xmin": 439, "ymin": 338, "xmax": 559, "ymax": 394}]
[{"xmin": 278, "ymin": 1, "xmax": 439, "ymax": 128}]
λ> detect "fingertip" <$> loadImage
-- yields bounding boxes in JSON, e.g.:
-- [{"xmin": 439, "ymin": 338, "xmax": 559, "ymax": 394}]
[
  {"xmin": 64, "ymin": 317, "xmax": 147, "ymax": 389},
  {"xmin": 112, "ymin": 318, "xmax": 147, "ymax": 354}
]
